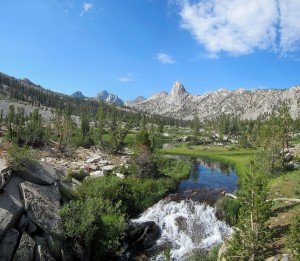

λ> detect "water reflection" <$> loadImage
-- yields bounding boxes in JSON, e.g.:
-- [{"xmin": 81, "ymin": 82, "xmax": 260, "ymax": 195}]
[{"xmin": 164, "ymin": 155, "xmax": 238, "ymax": 193}]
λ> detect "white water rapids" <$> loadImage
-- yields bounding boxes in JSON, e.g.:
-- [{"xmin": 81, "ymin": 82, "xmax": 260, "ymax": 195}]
[{"xmin": 131, "ymin": 199, "xmax": 232, "ymax": 260}]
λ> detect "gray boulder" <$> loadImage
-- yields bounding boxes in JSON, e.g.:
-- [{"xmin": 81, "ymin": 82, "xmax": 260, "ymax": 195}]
[
  {"xmin": 0, "ymin": 175, "xmax": 24, "ymax": 240},
  {"xmin": 13, "ymin": 232, "xmax": 35, "ymax": 261},
  {"xmin": 0, "ymin": 228, "xmax": 19, "ymax": 261},
  {"xmin": 15, "ymin": 161, "xmax": 66, "ymax": 185},
  {"xmin": 19, "ymin": 181, "xmax": 63, "ymax": 238},
  {"xmin": 17, "ymin": 214, "xmax": 28, "ymax": 233},
  {"xmin": 26, "ymin": 217, "xmax": 38, "ymax": 235}
]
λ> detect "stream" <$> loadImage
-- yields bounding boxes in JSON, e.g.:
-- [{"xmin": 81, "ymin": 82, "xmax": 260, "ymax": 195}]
[{"xmin": 128, "ymin": 156, "xmax": 238, "ymax": 260}]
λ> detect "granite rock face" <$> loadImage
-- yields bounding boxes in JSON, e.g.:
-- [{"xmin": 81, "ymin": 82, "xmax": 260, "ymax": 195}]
[
  {"xmin": 0, "ymin": 228, "xmax": 19, "ymax": 261},
  {"xmin": 0, "ymin": 157, "xmax": 68, "ymax": 260},
  {"xmin": 0, "ymin": 175, "xmax": 24, "ymax": 240},
  {"xmin": 19, "ymin": 181, "xmax": 63, "ymax": 238},
  {"xmin": 13, "ymin": 232, "xmax": 35, "ymax": 261},
  {"xmin": 128, "ymin": 81, "xmax": 300, "ymax": 121}
]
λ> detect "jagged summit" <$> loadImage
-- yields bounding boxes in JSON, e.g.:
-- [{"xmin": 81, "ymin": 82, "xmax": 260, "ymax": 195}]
[
  {"xmin": 72, "ymin": 91, "xmax": 85, "ymax": 98},
  {"xmin": 168, "ymin": 81, "xmax": 189, "ymax": 104},
  {"xmin": 128, "ymin": 81, "xmax": 300, "ymax": 121},
  {"xmin": 169, "ymin": 81, "xmax": 188, "ymax": 97},
  {"xmin": 96, "ymin": 90, "xmax": 124, "ymax": 106},
  {"xmin": 126, "ymin": 96, "xmax": 146, "ymax": 105}
]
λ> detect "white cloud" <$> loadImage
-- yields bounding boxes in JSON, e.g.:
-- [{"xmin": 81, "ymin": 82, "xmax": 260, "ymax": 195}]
[
  {"xmin": 118, "ymin": 74, "xmax": 133, "ymax": 83},
  {"xmin": 178, "ymin": 0, "xmax": 300, "ymax": 57},
  {"xmin": 157, "ymin": 52, "xmax": 176, "ymax": 64},
  {"xmin": 279, "ymin": 0, "xmax": 300, "ymax": 54},
  {"xmin": 80, "ymin": 2, "xmax": 93, "ymax": 16}
]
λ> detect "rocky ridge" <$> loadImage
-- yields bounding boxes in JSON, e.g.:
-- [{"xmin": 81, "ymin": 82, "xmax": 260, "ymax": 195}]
[
  {"xmin": 71, "ymin": 91, "xmax": 85, "ymax": 99},
  {"xmin": 96, "ymin": 90, "xmax": 124, "ymax": 106},
  {"xmin": 128, "ymin": 81, "xmax": 300, "ymax": 121},
  {"xmin": 0, "ymin": 145, "xmax": 131, "ymax": 260}
]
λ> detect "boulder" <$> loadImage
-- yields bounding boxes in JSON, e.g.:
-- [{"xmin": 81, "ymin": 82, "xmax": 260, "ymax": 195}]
[
  {"xmin": 15, "ymin": 161, "xmax": 61, "ymax": 185},
  {"xmin": 0, "ymin": 175, "xmax": 24, "ymax": 240},
  {"xmin": 17, "ymin": 214, "xmax": 28, "ymax": 233},
  {"xmin": 0, "ymin": 228, "xmax": 19, "ymax": 261},
  {"xmin": 0, "ymin": 167, "xmax": 12, "ymax": 192},
  {"xmin": 26, "ymin": 217, "xmax": 38, "ymax": 235},
  {"xmin": 86, "ymin": 156, "xmax": 102, "ymax": 164},
  {"xmin": 90, "ymin": 170, "xmax": 104, "ymax": 178},
  {"xmin": 125, "ymin": 221, "xmax": 161, "ymax": 250},
  {"xmin": 99, "ymin": 160, "xmax": 109, "ymax": 166},
  {"xmin": 19, "ymin": 181, "xmax": 63, "ymax": 238},
  {"xmin": 116, "ymin": 173, "xmax": 125, "ymax": 179},
  {"xmin": 102, "ymin": 165, "xmax": 115, "ymax": 174},
  {"xmin": 13, "ymin": 232, "xmax": 35, "ymax": 261}
]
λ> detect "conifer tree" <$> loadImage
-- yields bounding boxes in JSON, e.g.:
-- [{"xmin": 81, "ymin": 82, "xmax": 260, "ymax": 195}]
[{"xmin": 225, "ymin": 159, "xmax": 272, "ymax": 261}]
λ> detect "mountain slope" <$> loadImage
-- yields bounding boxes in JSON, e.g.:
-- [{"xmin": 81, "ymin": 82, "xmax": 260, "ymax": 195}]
[
  {"xmin": 72, "ymin": 91, "xmax": 85, "ymax": 98},
  {"xmin": 96, "ymin": 90, "xmax": 124, "ymax": 106},
  {"xmin": 128, "ymin": 81, "xmax": 300, "ymax": 120}
]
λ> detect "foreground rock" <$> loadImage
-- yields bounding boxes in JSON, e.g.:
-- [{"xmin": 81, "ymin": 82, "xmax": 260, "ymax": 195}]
[
  {"xmin": 19, "ymin": 181, "xmax": 63, "ymax": 238},
  {"xmin": 125, "ymin": 221, "xmax": 161, "ymax": 250},
  {"xmin": 13, "ymin": 232, "xmax": 35, "ymax": 261},
  {"xmin": 0, "ymin": 175, "xmax": 24, "ymax": 240},
  {"xmin": 15, "ymin": 161, "xmax": 65, "ymax": 185},
  {"xmin": 0, "ymin": 228, "xmax": 19, "ymax": 260}
]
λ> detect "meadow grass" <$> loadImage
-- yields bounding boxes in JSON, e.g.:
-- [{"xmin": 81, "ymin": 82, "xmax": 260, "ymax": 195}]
[{"xmin": 159, "ymin": 145, "xmax": 255, "ymax": 177}]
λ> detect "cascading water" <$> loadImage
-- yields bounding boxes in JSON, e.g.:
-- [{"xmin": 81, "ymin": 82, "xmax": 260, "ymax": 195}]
[{"xmin": 132, "ymin": 199, "xmax": 232, "ymax": 260}]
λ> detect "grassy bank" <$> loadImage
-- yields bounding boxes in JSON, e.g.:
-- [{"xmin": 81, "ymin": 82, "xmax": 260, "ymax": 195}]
[
  {"xmin": 159, "ymin": 145, "xmax": 255, "ymax": 176},
  {"xmin": 160, "ymin": 144, "xmax": 300, "ymax": 255}
]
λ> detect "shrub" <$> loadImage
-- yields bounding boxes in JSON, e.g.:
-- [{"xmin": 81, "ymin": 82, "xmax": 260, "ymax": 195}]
[
  {"xmin": 8, "ymin": 145, "xmax": 38, "ymax": 172},
  {"xmin": 68, "ymin": 169, "xmax": 88, "ymax": 182},
  {"xmin": 60, "ymin": 197, "xmax": 125, "ymax": 259},
  {"xmin": 215, "ymin": 197, "xmax": 241, "ymax": 225}
]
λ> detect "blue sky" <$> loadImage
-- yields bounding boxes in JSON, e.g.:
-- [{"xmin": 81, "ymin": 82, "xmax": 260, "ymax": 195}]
[{"xmin": 0, "ymin": 0, "xmax": 300, "ymax": 100}]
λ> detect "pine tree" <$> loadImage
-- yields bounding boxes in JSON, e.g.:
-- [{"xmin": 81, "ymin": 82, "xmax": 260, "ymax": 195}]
[
  {"xmin": 6, "ymin": 105, "xmax": 15, "ymax": 140},
  {"xmin": 225, "ymin": 159, "xmax": 272, "ymax": 261},
  {"xmin": 191, "ymin": 114, "xmax": 201, "ymax": 142}
]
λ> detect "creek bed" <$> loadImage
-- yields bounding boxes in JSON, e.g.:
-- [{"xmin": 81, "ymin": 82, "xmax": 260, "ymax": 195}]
[{"xmin": 125, "ymin": 156, "xmax": 238, "ymax": 260}]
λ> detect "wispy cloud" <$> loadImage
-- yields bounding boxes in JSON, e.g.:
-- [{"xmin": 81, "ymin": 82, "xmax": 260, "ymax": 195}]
[
  {"xmin": 156, "ymin": 52, "xmax": 176, "ymax": 64},
  {"xmin": 117, "ymin": 73, "xmax": 133, "ymax": 83},
  {"xmin": 80, "ymin": 2, "xmax": 93, "ymax": 16},
  {"xmin": 177, "ymin": 0, "xmax": 300, "ymax": 57}
]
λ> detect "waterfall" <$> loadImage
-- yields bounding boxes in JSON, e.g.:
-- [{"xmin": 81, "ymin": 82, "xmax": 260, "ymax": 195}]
[{"xmin": 131, "ymin": 199, "xmax": 232, "ymax": 260}]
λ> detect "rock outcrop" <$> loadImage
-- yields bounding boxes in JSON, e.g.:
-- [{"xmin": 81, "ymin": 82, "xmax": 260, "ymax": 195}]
[
  {"xmin": 0, "ymin": 228, "xmax": 19, "ymax": 260},
  {"xmin": 0, "ymin": 158, "xmax": 68, "ymax": 260},
  {"xmin": 20, "ymin": 181, "xmax": 63, "ymax": 238},
  {"xmin": 128, "ymin": 81, "xmax": 300, "ymax": 121},
  {"xmin": 13, "ymin": 232, "xmax": 35, "ymax": 261}
]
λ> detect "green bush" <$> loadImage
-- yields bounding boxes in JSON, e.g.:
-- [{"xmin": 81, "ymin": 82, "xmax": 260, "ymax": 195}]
[
  {"xmin": 60, "ymin": 197, "xmax": 125, "ymax": 259},
  {"xmin": 75, "ymin": 176, "xmax": 176, "ymax": 216},
  {"xmin": 216, "ymin": 197, "xmax": 241, "ymax": 225},
  {"xmin": 8, "ymin": 145, "xmax": 38, "ymax": 172},
  {"xmin": 67, "ymin": 169, "xmax": 87, "ymax": 181}
]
